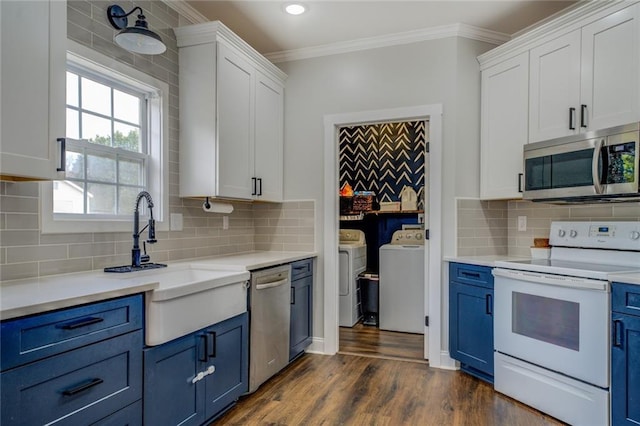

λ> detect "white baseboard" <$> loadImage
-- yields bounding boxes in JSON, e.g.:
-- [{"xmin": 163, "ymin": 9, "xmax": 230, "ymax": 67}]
[
  {"xmin": 434, "ymin": 351, "xmax": 458, "ymax": 370},
  {"xmin": 305, "ymin": 337, "xmax": 326, "ymax": 355}
]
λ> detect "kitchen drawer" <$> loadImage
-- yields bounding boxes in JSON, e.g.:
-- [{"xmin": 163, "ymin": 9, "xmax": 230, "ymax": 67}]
[
  {"xmin": 449, "ymin": 263, "xmax": 493, "ymax": 289},
  {"xmin": 1, "ymin": 330, "xmax": 143, "ymax": 426},
  {"xmin": 291, "ymin": 258, "xmax": 313, "ymax": 281},
  {"xmin": 92, "ymin": 400, "xmax": 142, "ymax": 426},
  {"xmin": 1, "ymin": 295, "xmax": 143, "ymax": 371},
  {"xmin": 612, "ymin": 282, "xmax": 640, "ymax": 317}
]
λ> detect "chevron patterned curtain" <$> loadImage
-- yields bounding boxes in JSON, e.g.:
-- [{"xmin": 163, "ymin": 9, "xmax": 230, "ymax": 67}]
[{"xmin": 339, "ymin": 121, "xmax": 426, "ymax": 203}]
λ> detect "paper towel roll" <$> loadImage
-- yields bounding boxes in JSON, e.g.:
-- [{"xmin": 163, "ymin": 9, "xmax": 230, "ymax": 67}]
[{"xmin": 202, "ymin": 200, "xmax": 234, "ymax": 214}]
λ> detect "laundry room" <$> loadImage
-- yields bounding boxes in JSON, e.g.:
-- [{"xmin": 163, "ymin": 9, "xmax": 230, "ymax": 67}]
[{"xmin": 337, "ymin": 120, "xmax": 428, "ymax": 360}]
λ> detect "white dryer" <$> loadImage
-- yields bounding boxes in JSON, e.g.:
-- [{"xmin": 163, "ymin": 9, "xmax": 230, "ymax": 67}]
[
  {"xmin": 379, "ymin": 230, "xmax": 425, "ymax": 334},
  {"xmin": 339, "ymin": 229, "xmax": 367, "ymax": 327}
]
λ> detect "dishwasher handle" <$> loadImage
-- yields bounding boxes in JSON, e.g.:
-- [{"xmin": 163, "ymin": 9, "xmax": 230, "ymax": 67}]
[{"xmin": 255, "ymin": 278, "xmax": 289, "ymax": 290}]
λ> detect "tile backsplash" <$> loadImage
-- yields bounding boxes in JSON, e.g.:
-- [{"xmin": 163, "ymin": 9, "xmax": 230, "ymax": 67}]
[
  {"xmin": 506, "ymin": 200, "xmax": 640, "ymax": 257},
  {"xmin": 0, "ymin": 2, "xmax": 314, "ymax": 282},
  {"xmin": 0, "ymin": 179, "xmax": 315, "ymax": 282},
  {"xmin": 456, "ymin": 198, "xmax": 640, "ymax": 257}
]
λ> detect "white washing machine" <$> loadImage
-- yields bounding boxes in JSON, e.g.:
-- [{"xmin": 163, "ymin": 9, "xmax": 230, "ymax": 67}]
[
  {"xmin": 379, "ymin": 230, "xmax": 425, "ymax": 334},
  {"xmin": 339, "ymin": 229, "xmax": 367, "ymax": 327}
]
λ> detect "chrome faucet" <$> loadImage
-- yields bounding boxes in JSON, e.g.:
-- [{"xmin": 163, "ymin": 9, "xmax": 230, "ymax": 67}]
[{"xmin": 132, "ymin": 190, "xmax": 157, "ymax": 267}]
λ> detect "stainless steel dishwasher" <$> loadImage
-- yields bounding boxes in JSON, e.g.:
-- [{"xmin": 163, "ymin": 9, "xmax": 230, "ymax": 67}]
[{"xmin": 248, "ymin": 264, "xmax": 291, "ymax": 393}]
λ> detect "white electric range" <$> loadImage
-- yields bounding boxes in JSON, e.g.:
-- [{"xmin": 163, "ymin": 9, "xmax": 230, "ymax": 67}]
[{"xmin": 492, "ymin": 221, "xmax": 640, "ymax": 426}]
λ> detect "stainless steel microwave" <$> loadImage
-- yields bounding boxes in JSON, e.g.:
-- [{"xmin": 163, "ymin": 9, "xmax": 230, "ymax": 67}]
[{"xmin": 523, "ymin": 123, "xmax": 639, "ymax": 203}]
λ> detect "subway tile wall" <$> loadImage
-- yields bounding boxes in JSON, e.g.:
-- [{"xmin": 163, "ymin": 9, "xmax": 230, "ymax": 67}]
[
  {"xmin": 0, "ymin": 2, "xmax": 314, "ymax": 282},
  {"xmin": 456, "ymin": 199, "xmax": 509, "ymax": 256},
  {"xmin": 456, "ymin": 198, "xmax": 640, "ymax": 257},
  {"xmin": 506, "ymin": 200, "xmax": 640, "ymax": 257}
]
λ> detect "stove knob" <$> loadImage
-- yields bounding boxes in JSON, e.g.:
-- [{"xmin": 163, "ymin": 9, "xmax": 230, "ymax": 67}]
[
  {"xmin": 630, "ymin": 231, "xmax": 640, "ymax": 240},
  {"xmin": 570, "ymin": 230, "xmax": 578, "ymax": 238},
  {"xmin": 415, "ymin": 232, "xmax": 422, "ymax": 240},
  {"xmin": 558, "ymin": 229, "xmax": 566, "ymax": 237}
]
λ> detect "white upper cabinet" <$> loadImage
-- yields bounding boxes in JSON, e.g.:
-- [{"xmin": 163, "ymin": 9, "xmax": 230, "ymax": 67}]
[
  {"xmin": 480, "ymin": 52, "xmax": 529, "ymax": 200},
  {"xmin": 581, "ymin": 4, "xmax": 640, "ymax": 132},
  {"xmin": 175, "ymin": 22, "xmax": 286, "ymax": 202},
  {"xmin": 216, "ymin": 43, "xmax": 254, "ymax": 200},
  {"xmin": 254, "ymin": 71, "xmax": 284, "ymax": 202},
  {"xmin": 529, "ymin": 31, "xmax": 581, "ymax": 142},
  {"xmin": 0, "ymin": 0, "xmax": 66, "ymax": 181},
  {"xmin": 529, "ymin": 3, "xmax": 640, "ymax": 143}
]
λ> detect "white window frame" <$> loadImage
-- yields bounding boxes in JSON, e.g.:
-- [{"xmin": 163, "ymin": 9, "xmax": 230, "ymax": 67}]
[{"xmin": 41, "ymin": 40, "xmax": 169, "ymax": 234}]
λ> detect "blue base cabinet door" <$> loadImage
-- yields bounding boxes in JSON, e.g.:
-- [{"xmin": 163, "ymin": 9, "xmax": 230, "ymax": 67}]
[
  {"xmin": 290, "ymin": 259, "xmax": 313, "ymax": 361},
  {"xmin": 448, "ymin": 263, "xmax": 494, "ymax": 383},
  {"xmin": 143, "ymin": 312, "xmax": 248, "ymax": 426},
  {"xmin": 203, "ymin": 312, "xmax": 249, "ymax": 420},
  {"xmin": 144, "ymin": 333, "xmax": 205, "ymax": 426},
  {"xmin": 612, "ymin": 282, "xmax": 640, "ymax": 425}
]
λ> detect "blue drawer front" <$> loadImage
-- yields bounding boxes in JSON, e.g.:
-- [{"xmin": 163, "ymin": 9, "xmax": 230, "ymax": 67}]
[
  {"xmin": 291, "ymin": 258, "xmax": 313, "ymax": 280},
  {"xmin": 92, "ymin": 400, "xmax": 142, "ymax": 426},
  {"xmin": 1, "ymin": 295, "xmax": 143, "ymax": 371},
  {"xmin": 612, "ymin": 282, "xmax": 640, "ymax": 317},
  {"xmin": 1, "ymin": 330, "xmax": 143, "ymax": 425},
  {"xmin": 450, "ymin": 263, "xmax": 493, "ymax": 289}
]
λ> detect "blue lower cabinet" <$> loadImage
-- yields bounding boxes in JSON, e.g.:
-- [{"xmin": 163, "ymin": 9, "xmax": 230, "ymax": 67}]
[
  {"xmin": 143, "ymin": 312, "xmax": 248, "ymax": 426},
  {"xmin": 448, "ymin": 263, "xmax": 494, "ymax": 383},
  {"xmin": 1, "ymin": 330, "xmax": 143, "ymax": 425},
  {"xmin": 92, "ymin": 401, "xmax": 143, "ymax": 426},
  {"xmin": 290, "ymin": 260, "xmax": 313, "ymax": 361},
  {"xmin": 611, "ymin": 282, "xmax": 640, "ymax": 425}
]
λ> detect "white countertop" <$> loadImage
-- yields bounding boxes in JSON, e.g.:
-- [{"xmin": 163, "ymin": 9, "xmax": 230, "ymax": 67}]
[
  {"xmin": 443, "ymin": 255, "xmax": 530, "ymax": 268},
  {"xmin": 609, "ymin": 272, "xmax": 640, "ymax": 285},
  {"xmin": 0, "ymin": 251, "xmax": 317, "ymax": 321}
]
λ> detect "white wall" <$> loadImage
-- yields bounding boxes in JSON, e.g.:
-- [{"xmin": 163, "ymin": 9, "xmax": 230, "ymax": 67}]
[{"xmin": 279, "ymin": 37, "xmax": 494, "ymax": 350}]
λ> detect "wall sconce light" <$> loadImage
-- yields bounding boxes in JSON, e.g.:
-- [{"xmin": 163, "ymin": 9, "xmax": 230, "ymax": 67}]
[{"xmin": 107, "ymin": 4, "xmax": 167, "ymax": 55}]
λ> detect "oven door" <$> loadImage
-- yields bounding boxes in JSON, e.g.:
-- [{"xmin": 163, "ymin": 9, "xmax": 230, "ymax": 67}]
[{"xmin": 493, "ymin": 268, "xmax": 609, "ymax": 388}]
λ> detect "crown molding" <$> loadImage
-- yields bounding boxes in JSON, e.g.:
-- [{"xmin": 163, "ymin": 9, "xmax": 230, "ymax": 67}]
[
  {"xmin": 174, "ymin": 21, "xmax": 287, "ymax": 83},
  {"xmin": 478, "ymin": 0, "xmax": 639, "ymax": 69},
  {"xmin": 265, "ymin": 23, "xmax": 510, "ymax": 63},
  {"xmin": 162, "ymin": 0, "xmax": 208, "ymax": 25}
]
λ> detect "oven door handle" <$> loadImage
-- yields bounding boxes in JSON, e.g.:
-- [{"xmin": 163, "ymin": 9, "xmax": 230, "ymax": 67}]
[{"xmin": 492, "ymin": 268, "xmax": 608, "ymax": 291}]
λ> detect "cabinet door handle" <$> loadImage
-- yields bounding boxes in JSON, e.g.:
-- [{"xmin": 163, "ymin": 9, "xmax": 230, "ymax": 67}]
[
  {"xmin": 518, "ymin": 173, "xmax": 523, "ymax": 193},
  {"xmin": 569, "ymin": 107, "xmax": 576, "ymax": 130},
  {"xmin": 57, "ymin": 137, "xmax": 66, "ymax": 172},
  {"xmin": 485, "ymin": 294, "xmax": 493, "ymax": 315},
  {"xmin": 199, "ymin": 334, "xmax": 208, "ymax": 362},
  {"xmin": 207, "ymin": 331, "xmax": 217, "ymax": 358},
  {"xmin": 58, "ymin": 316, "xmax": 104, "ymax": 330},
  {"xmin": 613, "ymin": 319, "xmax": 623, "ymax": 347},
  {"xmin": 251, "ymin": 177, "xmax": 257, "ymax": 196},
  {"xmin": 257, "ymin": 178, "xmax": 263, "ymax": 196},
  {"xmin": 62, "ymin": 378, "xmax": 103, "ymax": 396},
  {"xmin": 291, "ymin": 287, "xmax": 296, "ymax": 304},
  {"xmin": 580, "ymin": 104, "xmax": 588, "ymax": 128}
]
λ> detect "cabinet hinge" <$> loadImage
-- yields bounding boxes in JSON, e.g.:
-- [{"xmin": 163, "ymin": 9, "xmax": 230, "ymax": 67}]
[
  {"xmin": 425, "ymin": 316, "xmax": 429, "ymax": 327},
  {"xmin": 425, "ymin": 229, "xmax": 429, "ymax": 240},
  {"xmin": 425, "ymin": 142, "xmax": 430, "ymax": 153}
]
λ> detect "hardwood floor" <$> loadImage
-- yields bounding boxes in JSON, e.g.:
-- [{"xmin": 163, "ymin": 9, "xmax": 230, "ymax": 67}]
[
  {"xmin": 215, "ymin": 353, "xmax": 565, "ymax": 425},
  {"xmin": 338, "ymin": 323, "xmax": 425, "ymax": 362}
]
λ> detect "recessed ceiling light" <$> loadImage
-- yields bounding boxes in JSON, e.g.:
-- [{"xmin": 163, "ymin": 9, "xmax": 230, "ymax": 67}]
[{"xmin": 284, "ymin": 3, "xmax": 306, "ymax": 15}]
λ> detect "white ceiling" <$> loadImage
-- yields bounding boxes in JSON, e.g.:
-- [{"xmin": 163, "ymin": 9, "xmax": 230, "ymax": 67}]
[{"xmin": 185, "ymin": 1, "xmax": 577, "ymax": 55}]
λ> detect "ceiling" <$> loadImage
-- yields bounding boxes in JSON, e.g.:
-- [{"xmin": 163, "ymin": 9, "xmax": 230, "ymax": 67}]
[{"xmin": 185, "ymin": 1, "xmax": 578, "ymax": 55}]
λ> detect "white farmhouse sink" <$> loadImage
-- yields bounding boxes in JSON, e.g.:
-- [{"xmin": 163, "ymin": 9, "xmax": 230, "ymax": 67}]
[{"xmin": 123, "ymin": 264, "xmax": 250, "ymax": 346}]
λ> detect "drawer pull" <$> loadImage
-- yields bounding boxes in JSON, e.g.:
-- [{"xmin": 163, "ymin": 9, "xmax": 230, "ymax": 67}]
[
  {"xmin": 293, "ymin": 266, "xmax": 307, "ymax": 271},
  {"xmin": 58, "ymin": 316, "xmax": 104, "ymax": 330},
  {"xmin": 62, "ymin": 378, "xmax": 104, "ymax": 396},
  {"xmin": 460, "ymin": 271, "xmax": 481, "ymax": 279}
]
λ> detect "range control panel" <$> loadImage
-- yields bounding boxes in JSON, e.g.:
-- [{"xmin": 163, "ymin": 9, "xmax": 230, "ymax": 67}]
[{"xmin": 550, "ymin": 221, "xmax": 640, "ymax": 250}]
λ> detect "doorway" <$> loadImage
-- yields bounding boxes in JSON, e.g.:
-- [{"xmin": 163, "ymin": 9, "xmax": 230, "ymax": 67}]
[
  {"xmin": 337, "ymin": 119, "xmax": 427, "ymax": 362},
  {"xmin": 322, "ymin": 104, "xmax": 443, "ymax": 365}
]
